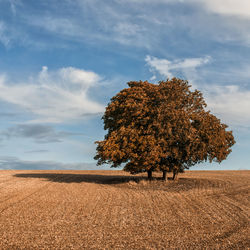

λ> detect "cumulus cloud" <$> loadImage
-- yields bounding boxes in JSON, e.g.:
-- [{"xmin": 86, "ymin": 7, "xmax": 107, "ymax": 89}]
[
  {"xmin": 0, "ymin": 124, "xmax": 84, "ymax": 143},
  {"xmin": 0, "ymin": 67, "xmax": 104, "ymax": 123},
  {"xmin": 145, "ymin": 55, "xmax": 211, "ymax": 82},
  {"xmin": 145, "ymin": 55, "xmax": 250, "ymax": 127}
]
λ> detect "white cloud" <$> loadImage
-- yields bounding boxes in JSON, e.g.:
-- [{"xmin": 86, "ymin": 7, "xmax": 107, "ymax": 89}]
[
  {"xmin": 145, "ymin": 55, "xmax": 211, "ymax": 80},
  {"xmin": 200, "ymin": 0, "xmax": 250, "ymax": 19},
  {"xmin": 204, "ymin": 85, "xmax": 250, "ymax": 127},
  {"xmin": 145, "ymin": 55, "xmax": 250, "ymax": 127},
  {"xmin": 0, "ymin": 67, "xmax": 104, "ymax": 123}
]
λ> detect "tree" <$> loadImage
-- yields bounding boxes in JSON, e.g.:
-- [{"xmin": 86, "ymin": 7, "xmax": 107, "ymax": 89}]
[{"xmin": 94, "ymin": 78, "xmax": 235, "ymax": 180}]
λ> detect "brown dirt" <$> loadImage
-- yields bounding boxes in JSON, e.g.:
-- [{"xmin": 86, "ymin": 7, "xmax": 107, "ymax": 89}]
[{"xmin": 0, "ymin": 170, "xmax": 249, "ymax": 249}]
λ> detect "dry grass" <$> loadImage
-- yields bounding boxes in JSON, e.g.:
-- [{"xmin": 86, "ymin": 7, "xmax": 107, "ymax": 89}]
[{"xmin": 0, "ymin": 170, "xmax": 249, "ymax": 249}]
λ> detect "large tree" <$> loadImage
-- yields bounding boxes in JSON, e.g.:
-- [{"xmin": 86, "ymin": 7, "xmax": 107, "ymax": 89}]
[{"xmin": 94, "ymin": 78, "xmax": 235, "ymax": 180}]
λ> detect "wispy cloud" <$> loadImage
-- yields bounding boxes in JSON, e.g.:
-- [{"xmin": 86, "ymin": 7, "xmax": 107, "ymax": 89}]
[
  {"xmin": 0, "ymin": 21, "xmax": 10, "ymax": 47},
  {"xmin": 22, "ymin": 3, "xmax": 150, "ymax": 49},
  {"xmin": 1, "ymin": 0, "xmax": 250, "ymax": 50},
  {"xmin": 8, "ymin": 0, "xmax": 21, "ymax": 15},
  {"xmin": 29, "ymin": 16, "xmax": 82, "ymax": 40},
  {"xmin": 0, "ymin": 67, "xmax": 105, "ymax": 123}
]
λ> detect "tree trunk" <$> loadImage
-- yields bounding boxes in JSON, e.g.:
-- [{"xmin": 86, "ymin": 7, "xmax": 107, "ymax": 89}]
[
  {"xmin": 147, "ymin": 169, "xmax": 152, "ymax": 180},
  {"xmin": 172, "ymin": 169, "xmax": 178, "ymax": 180},
  {"xmin": 162, "ymin": 170, "xmax": 167, "ymax": 181}
]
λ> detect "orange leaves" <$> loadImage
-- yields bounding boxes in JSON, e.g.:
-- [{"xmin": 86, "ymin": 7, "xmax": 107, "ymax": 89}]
[{"xmin": 95, "ymin": 78, "xmax": 235, "ymax": 174}]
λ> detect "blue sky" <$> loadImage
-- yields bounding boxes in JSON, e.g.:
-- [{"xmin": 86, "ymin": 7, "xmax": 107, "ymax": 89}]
[{"xmin": 0, "ymin": 0, "xmax": 249, "ymax": 170}]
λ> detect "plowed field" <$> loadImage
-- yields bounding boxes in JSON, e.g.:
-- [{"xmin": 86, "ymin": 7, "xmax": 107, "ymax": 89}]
[{"xmin": 0, "ymin": 170, "xmax": 249, "ymax": 249}]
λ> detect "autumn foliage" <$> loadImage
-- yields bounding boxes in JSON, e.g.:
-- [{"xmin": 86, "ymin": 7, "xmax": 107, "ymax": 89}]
[{"xmin": 94, "ymin": 78, "xmax": 235, "ymax": 180}]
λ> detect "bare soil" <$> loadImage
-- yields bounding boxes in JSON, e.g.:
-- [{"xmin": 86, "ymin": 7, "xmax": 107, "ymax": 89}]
[{"xmin": 0, "ymin": 170, "xmax": 249, "ymax": 249}]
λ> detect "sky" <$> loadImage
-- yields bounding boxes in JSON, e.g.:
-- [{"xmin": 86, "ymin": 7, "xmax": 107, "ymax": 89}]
[{"xmin": 0, "ymin": 0, "xmax": 249, "ymax": 170}]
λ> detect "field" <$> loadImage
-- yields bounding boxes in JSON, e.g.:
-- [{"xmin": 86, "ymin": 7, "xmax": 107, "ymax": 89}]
[{"xmin": 0, "ymin": 170, "xmax": 249, "ymax": 249}]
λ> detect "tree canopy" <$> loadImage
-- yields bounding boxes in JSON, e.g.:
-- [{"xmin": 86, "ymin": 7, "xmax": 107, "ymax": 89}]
[{"xmin": 94, "ymin": 78, "xmax": 235, "ymax": 180}]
